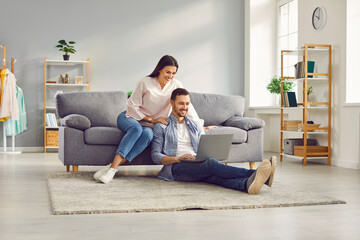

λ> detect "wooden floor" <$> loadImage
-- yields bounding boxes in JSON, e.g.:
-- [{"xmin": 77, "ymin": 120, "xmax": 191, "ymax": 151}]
[{"xmin": 0, "ymin": 152, "xmax": 359, "ymax": 240}]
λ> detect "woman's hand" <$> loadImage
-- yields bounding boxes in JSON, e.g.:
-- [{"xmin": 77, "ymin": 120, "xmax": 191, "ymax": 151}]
[
  {"xmin": 153, "ymin": 117, "xmax": 168, "ymax": 125},
  {"xmin": 203, "ymin": 125, "xmax": 218, "ymax": 130}
]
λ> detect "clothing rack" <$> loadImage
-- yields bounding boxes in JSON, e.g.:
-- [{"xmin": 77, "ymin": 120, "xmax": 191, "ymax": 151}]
[{"xmin": 0, "ymin": 44, "xmax": 21, "ymax": 154}]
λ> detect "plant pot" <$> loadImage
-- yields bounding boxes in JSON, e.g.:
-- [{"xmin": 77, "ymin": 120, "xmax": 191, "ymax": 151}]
[
  {"xmin": 276, "ymin": 94, "xmax": 281, "ymax": 106},
  {"xmin": 63, "ymin": 55, "xmax": 70, "ymax": 61}
]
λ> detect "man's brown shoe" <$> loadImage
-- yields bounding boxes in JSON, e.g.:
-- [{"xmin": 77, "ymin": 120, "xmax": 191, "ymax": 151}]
[{"xmin": 247, "ymin": 159, "xmax": 271, "ymax": 195}]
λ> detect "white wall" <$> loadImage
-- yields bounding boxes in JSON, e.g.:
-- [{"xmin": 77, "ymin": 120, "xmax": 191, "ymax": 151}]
[
  {"xmin": 298, "ymin": 0, "xmax": 359, "ymax": 169},
  {"xmin": 0, "ymin": 0, "xmax": 244, "ymax": 148}
]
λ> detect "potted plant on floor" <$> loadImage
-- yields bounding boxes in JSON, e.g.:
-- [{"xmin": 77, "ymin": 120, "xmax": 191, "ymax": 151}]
[
  {"xmin": 56, "ymin": 40, "xmax": 76, "ymax": 61},
  {"xmin": 266, "ymin": 76, "xmax": 294, "ymax": 105}
]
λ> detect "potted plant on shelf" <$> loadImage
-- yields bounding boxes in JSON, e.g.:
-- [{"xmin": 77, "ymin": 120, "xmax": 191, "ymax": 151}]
[
  {"xmin": 303, "ymin": 86, "xmax": 313, "ymax": 101},
  {"xmin": 56, "ymin": 40, "xmax": 76, "ymax": 61},
  {"xmin": 266, "ymin": 76, "xmax": 294, "ymax": 105}
]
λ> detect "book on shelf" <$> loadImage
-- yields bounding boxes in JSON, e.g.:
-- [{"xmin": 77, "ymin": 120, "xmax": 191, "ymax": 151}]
[
  {"xmin": 287, "ymin": 92, "xmax": 297, "ymax": 107},
  {"xmin": 52, "ymin": 113, "xmax": 58, "ymax": 127},
  {"xmin": 281, "ymin": 92, "xmax": 297, "ymax": 107},
  {"xmin": 46, "ymin": 113, "xmax": 58, "ymax": 127},
  {"xmin": 285, "ymin": 92, "xmax": 289, "ymax": 107},
  {"xmin": 281, "ymin": 92, "xmax": 287, "ymax": 107},
  {"xmin": 294, "ymin": 61, "xmax": 315, "ymax": 78},
  {"xmin": 46, "ymin": 113, "xmax": 50, "ymax": 126}
]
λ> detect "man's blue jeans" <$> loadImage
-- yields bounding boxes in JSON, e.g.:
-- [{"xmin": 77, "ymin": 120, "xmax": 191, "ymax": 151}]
[
  {"xmin": 116, "ymin": 111, "xmax": 153, "ymax": 162},
  {"xmin": 171, "ymin": 158, "xmax": 255, "ymax": 193}
]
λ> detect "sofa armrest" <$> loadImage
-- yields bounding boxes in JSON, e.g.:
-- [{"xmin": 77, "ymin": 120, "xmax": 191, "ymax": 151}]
[
  {"xmin": 60, "ymin": 114, "xmax": 91, "ymax": 131},
  {"xmin": 224, "ymin": 116, "xmax": 265, "ymax": 130}
]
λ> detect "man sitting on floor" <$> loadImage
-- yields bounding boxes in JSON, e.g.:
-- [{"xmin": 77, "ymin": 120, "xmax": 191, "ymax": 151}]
[{"xmin": 151, "ymin": 88, "xmax": 276, "ymax": 194}]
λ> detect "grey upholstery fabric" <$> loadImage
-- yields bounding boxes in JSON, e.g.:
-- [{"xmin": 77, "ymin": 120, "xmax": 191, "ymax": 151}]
[
  {"xmin": 84, "ymin": 127, "xmax": 124, "ymax": 145},
  {"xmin": 56, "ymin": 91, "xmax": 127, "ymax": 127},
  {"xmin": 60, "ymin": 114, "xmax": 91, "ymax": 131},
  {"xmin": 189, "ymin": 92, "xmax": 245, "ymax": 126},
  {"xmin": 224, "ymin": 116, "xmax": 265, "ymax": 130},
  {"xmin": 224, "ymin": 128, "xmax": 264, "ymax": 163},
  {"xmin": 58, "ymin": 126, "xmax": 154, "ymax": 166},
  {"xmin": 205, "ymin": 126, "xmax": 247, "ymax": 144},
  {"xmin": 57, "ymin": 91, "xmax": 263, "ymax": 168}
]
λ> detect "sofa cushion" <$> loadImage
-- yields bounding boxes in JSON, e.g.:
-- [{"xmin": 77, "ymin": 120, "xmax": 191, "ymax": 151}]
[
  {"xmin": 205, "ymin": 126, "xmax": 247, "ymax": 144},
  {"xmin": 190, "ymin": 92, "xmax": 245, "ymax": 126},
  {"xmin": 224, "ymin": 117, "xmax": 265, "ymax": 130},
  {"xmin": 56, "ymin": 91, "xmax": 127, "ymax": 127},
  {"xmin": 84, "ymin": 127, "xmax": 124, "ymax": 145},
  {"xmin": 60, "ymin": 114, "xmax": 91, "ymax": 131}
]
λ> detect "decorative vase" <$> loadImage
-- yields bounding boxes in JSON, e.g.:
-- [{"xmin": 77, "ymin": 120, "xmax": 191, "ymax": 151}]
[
  {"xmin": 64, "ymin": 74, "xmax": 70, "ymax": 84},
  {"xmin": 59, "ymin": 74, "xmax": 65, "ymax": 84},
  {"xmin": 63, "ymin": 55, "xmax": 70, "ymax": 61},
  {"xmin": 276, "ymin": 94, "xmax": 281, "ymax": 106}
]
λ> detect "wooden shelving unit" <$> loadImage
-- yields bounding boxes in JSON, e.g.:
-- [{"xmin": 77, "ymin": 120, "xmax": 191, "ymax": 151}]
[
  {"xmin": 43, "ymin": 57, "xmax": 90, "ymax": 152},
  {"xmin": 280, "ymin": 44, "xmax": 332, "ymax": 166}
]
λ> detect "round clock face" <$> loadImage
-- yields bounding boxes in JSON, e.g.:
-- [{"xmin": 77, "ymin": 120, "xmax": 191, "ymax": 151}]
[{"xmin": 312, "ymin": 7, "xmax": 327, "ymax": 30}]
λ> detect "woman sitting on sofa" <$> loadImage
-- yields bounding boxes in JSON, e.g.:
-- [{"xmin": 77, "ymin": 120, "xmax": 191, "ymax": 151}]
[{"xmin": 93, "ymin": 55, "xmax": 200, "ymax": 184}]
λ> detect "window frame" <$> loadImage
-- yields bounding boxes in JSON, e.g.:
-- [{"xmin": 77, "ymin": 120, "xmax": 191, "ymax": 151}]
[{"xmin": 276, "ymin": 0, "xmax": 298, "ymax": 78}]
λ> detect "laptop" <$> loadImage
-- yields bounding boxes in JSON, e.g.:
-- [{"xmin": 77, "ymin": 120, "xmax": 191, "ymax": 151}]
[{"xmin": 180, "ymin": 134, "xmax": 233, "ymax": 162}]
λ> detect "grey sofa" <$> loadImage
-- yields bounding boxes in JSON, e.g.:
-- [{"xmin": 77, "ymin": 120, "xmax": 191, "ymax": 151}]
[{"xmin": 56, "ymin": 91, "xmax": 264, "ymax": 172}]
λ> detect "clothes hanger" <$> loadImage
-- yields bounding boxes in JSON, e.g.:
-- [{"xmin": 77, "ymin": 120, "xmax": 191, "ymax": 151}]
[{"xmin": 0, "ymin": 63, "xmax": 6, "ymax": 72}]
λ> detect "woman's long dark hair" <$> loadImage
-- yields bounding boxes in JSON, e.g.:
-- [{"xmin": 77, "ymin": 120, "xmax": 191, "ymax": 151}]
[{"xmin": 148, "ymin": 55, "xmax": 178, "ymax": 78}]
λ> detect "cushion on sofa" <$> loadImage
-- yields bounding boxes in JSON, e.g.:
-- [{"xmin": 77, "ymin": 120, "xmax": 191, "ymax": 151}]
[
  {"xmin": 224, "ymin": 116, "xmax": 265, "ymax": 130},
  {"xmin": 205, "ymin": 126, "xmax": 247, "ymax": 144},
  {"xmin": 190, "ymin": 92, "xmax": 245, "ymax": 126},
  {"xmin": 84, "ymin": 127, "xmax": 124, "ymax": 145},
  {"xmin": 60, "ymin": 114, "xmax": 91, "ymax": 131},
  {"xmin": 56, "ymin": 91, "xmax": 127, "ymax": 127}
]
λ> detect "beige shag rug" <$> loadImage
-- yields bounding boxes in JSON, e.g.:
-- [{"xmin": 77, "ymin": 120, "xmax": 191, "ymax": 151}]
[{"xmin": 47, "ymin": 172, "xmax": 345, "ymax": 215}]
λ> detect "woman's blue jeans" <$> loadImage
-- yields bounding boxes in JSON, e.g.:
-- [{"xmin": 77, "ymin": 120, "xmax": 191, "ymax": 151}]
[
  {"xmin": 171, "ymin": 158, "xmax": 255, "ymax": 193},
  {"xmin": 116, "ymin": 111, "xmax": 153, "ymax": 162}
]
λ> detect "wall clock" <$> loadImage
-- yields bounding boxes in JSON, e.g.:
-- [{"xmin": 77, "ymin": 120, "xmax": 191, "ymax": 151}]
[{"xmin": 312, "ymin": 7, "xmax": 327, "ymax": 30}]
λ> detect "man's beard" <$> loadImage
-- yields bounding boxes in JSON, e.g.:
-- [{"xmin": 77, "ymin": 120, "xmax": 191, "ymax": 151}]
[{"xmin": 175, "ymin": 107, "xmax": 188, "ymax": 117}]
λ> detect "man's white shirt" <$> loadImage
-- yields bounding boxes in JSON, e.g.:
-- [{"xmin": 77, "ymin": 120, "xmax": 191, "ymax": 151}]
[{"xmin": 176, "ymin": 122, "xmax": 196, "ymax": 157}]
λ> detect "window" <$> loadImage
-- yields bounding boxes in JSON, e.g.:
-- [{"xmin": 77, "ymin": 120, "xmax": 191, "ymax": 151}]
[
  {"xmin": 248, "ymin": 0, "xmax": 298, "ymax": 107},
  {"xmin": 277, "ymin": 0, "xmax": 298, "ymax": 77},
  {"xmin": 346, "ymin": 0, "xmax": 360, "ymax": 104}
]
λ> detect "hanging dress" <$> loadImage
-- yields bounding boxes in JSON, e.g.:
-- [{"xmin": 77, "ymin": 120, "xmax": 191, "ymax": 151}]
[
  {"xmin": 0, "ymin": 69, "xmax": 19, "ymax": 121},
  {"xmin": 5, "ymin": 85, "xmax": 27, "ymax": 136}
]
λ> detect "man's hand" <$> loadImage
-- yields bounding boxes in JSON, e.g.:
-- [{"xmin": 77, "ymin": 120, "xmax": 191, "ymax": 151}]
[
  {"xmin": 203, "ymin": 125, "xmax": 218, "ymax": 130},
  {"xmin": 161, "ymin": 156, "xmax": 181, "ymax": 165},
  {"xmin": 153, "ymin": 117, "xmax": 168, "ymax": 125},
  {"xmin": 179, "ymin": 154, "xmax": 196, "ymax": 160}
]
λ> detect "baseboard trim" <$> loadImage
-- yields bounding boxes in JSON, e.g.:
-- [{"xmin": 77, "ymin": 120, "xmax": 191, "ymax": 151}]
[
  {"xmin": 0, "ymin": 147, "xmax": 44, "ymax": 153},
  {"xmin": 332, "ymin": 160, "xmax": 359, "ymax": 169}
]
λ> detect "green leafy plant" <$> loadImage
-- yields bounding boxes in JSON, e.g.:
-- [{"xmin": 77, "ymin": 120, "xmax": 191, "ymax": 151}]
[
  {"xmin": 303, "ymin": 86, "xmax": 313, "ymax": 95},
  {"xmin": 56, "ymin": 40, "xmax": 76, "ymax": 55},
  {"xmin": 266, "ymin": 76, "xmax": 294, "ymax": 94}
]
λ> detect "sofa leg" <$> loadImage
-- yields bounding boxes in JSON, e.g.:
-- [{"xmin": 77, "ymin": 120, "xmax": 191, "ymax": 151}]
[
  {"xmin": 249, "ymin": 162, "xmax": 255, "ymax": 169},
  {"xmin": 66, "ymin": 166, "xmax": 70, "ymax": 172},
  {"xmin": 72, "ymin": 165, "xmax": 78, "ymax": 172}
]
